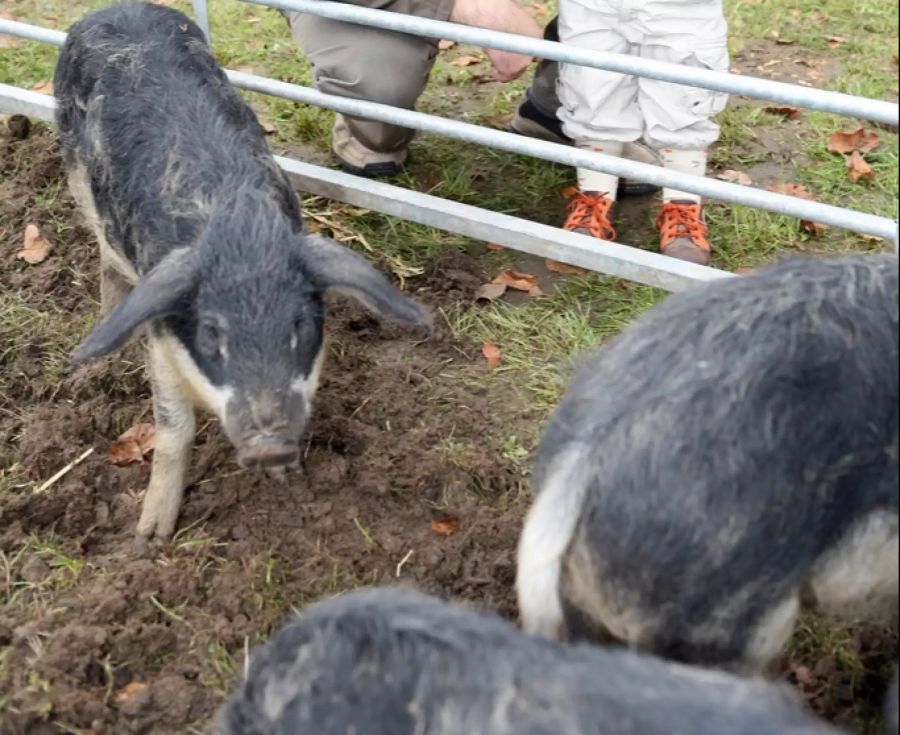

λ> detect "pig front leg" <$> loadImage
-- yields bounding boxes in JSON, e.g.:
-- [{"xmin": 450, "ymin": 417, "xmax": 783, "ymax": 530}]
[
  {"xmin": 100, "ymin": 259, "xmax": 132, "ymax": 316},
  {"xmin": 133, "ymin": 338, "xmax": 196, "ymax": 554}
]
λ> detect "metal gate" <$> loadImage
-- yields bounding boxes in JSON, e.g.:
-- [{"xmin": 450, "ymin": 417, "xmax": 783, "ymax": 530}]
[{"xmin": 1, "ymin": 2, "xmax": 897, "ymax": 292}]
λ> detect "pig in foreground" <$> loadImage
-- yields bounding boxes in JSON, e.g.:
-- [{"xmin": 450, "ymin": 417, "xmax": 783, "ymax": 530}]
[
  {"xmin": 517, "ymin": 254, "xmax": 899, "ymax": 671},
  {"xmin": 218, "ymin": 587, "xmax": 844, "ymax": 735},
  {"xmin": 54, "ymin": 3, "xmax": 429, "ymax": 552}
]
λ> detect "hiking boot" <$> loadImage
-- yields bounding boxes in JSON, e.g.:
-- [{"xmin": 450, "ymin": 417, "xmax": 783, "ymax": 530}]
[
  {"xmin": 656, "ymin": 200, "xmax": 712, "ymax": 265},
  {"xmin": 332, "ymin": 114, "xmax": 407, "ymax": 178},
  {"xmin": 510, "ymin": 93, "xmax": 571, "ymax": 145},
  {"xmin": 562, "ymin": 187, "xmax": 616, "ymax": 241}
]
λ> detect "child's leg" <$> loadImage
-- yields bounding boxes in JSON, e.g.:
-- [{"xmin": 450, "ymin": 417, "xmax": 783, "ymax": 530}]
[
  {"xmin": 557, "ymin": 0, "xmax": 642, "ymax": 238},
  {"xmin": 635, "ymin": 3, "xmax": 729, "ymax": 264}
]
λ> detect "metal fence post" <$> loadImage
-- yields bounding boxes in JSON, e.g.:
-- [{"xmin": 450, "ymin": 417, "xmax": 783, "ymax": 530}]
[{"xmin": 192, "ymin": 0, "xmax": 211, "ymax": 44}]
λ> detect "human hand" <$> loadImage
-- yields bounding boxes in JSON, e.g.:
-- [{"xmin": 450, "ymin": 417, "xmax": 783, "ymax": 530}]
[{"xmin": 449, "ymin": 0, "xmax": 543, "ymax": 82}]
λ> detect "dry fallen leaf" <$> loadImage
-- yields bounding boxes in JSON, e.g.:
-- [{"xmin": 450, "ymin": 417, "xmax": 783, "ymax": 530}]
[
  {"xmin": 450, "ymin": 54, "xmax": 481, "ymax": 67},
  {"xmin": 764, "ymin": 183, "xmax": 828, "ymax": 235},
  {"xmin": 17, "ymin": 224, "xmax": 52, "ymax": 264},
  {"xmin": 235, "ymin": 65, "xmax": 256, "ymax": 74},
  {"xmin": 491, "ymin": 269, "xmax": 543, "ymax": 297},
  {"xmin": 474, "ymin": 283, "xmax": 507, "ymax": 302},
  {"xmin": 846, "ymin": 150, "xmax": 876, "ymax": 182},
  {"xmin": 109, "ymin": 422, "xmax": 156, "ymax": 466},
  {"xmin": 827, "ymin": 36, "xmax": 845, "ymax": 48},
  {"xmin": 430, "ymin": 516, "xmax": 459, "ymax": 537},
  {"xmin": 112, "ymin": 681, "xmax": 149, "ymax": 704},
  {"xmin": 31, "ymin": 80, "xmax": 53, "ymax": 95},
  {"xmin": 545, "ymin": 259, "xmax": 589, "ymax": 276},
  {"xmin": 764, "ymin": 105, "xmax": 801, "ymax": 120},
  {"xmin": 438, "ymin": 39, "xmax": 457, "ymax": 51},
  {"xmin": 734, "ymin": 267, "xmax": 756, "ymax": 275},
  {"xmin": 482, "ymin": 341, "xmax": 501, "ymax": 371},
  {"xmin": 717, "ymin": 169, "xmax": 753, "ymax": 186},
  {"xmin": 486, "ymin": 242, "xmax": 505, "ymax": 251},
  {"xmin": 260, "ymin": 121, "xmax": 276, "ymax": 134},
  {"xmin": 857, "ymin": 233, "xmax": 884, "ymax": 243},
  {"xmin": 479, "ymin": 113, "xmax": 513, "ymax": 129},
  {"xmin": 827, "ymin": 126, "xmax": 880, "ymax": 154}
]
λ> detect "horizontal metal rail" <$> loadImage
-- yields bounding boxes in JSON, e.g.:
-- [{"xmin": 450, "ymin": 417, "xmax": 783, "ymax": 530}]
[
  {"xmin": 243, "ymin": 0, "xmax": 899, "ymax": 126},
  {"xmin": 0, "ymin": 17, "xmax": 896, "ymax": 244},
  {"xmin": 0, "ymin": 82, "xmax": 729, "ymax": 291}
]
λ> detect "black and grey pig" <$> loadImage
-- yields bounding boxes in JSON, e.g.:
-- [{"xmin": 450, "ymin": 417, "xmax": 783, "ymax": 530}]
[
  {"xmin": 218, "ymin": 587, "xmax": 844, "ymax": 735},
  {"xmin": 517, "ymin": 254, "xmax": 898, "ymax": 671},
  {"xmin": 53, "ymin": 3, "xmax": 429, "ymax": 552}
]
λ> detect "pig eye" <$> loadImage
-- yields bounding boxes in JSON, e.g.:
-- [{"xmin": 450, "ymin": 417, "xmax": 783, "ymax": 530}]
[{"xmin": 197, "ymin": 317, "xmax": 225, "ymax": 359}]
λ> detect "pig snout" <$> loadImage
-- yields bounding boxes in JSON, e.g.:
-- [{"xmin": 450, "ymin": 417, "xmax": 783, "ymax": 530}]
[
  {"xmin": 237, "ymin": 435, "xmax": 299, "ymax": 469},
  {"xmin": 229, "ymin": 391, "xmax": 306, "ymax": 469}
]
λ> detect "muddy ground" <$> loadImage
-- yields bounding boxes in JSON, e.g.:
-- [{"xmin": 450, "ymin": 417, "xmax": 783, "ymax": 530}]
[{"xmin": 0, "ymin": 123, "xmax": 895, "ymax": 734}]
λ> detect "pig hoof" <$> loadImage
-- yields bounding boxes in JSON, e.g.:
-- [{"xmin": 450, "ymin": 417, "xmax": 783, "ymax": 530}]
[
  {"xmin": 266, "ymin": 466, "xmax": 288, "ymax": 483},
  {"xmin": 132, "ymin": 533, "xmax": 168, "ymax": 557}
]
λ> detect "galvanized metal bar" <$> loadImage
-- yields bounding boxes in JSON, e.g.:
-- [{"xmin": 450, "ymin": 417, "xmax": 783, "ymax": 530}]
[
  {"xmin": 0, "ymin": 83, "xmax": 54, "ymax": 121},
  {"xmin": 192, "ymin": 0, "xmax": 211, "ymax": 43},
  {"xmin": 0, "ymin": 82, "xmax": 725, "ymax": 290},
  {"xmin": 274, "ymin": 155, "xmax": 732, "ymax": 291},
  {"xmin": 0, "ymin": 18, "xmax": 895, "ymax": 242},
  {"xmin": 244, "ymin": 0, "xmax": 899, "ymax": 126},
  {"xmin": 229, "ymin": 70, "xmax": 898, "ymax": 242},
  {"xmin": 0, "ymin": 18, "xmax": 66, "ymax": 45}
]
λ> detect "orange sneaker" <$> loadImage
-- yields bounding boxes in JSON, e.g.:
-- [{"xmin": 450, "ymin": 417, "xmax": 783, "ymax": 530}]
[
  {"xmin": 656, "ymin": 200, "xmax": 712, "ymax": 265},
  {"xmin": 562, "ymin": 186, "xmax": 616, "ymax": 240}
]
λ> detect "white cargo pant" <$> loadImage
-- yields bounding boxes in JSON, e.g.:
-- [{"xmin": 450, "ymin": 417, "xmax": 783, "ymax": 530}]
[{"xmin": 557, "ymin": 0, "xmax": 730, "ymax": 150}]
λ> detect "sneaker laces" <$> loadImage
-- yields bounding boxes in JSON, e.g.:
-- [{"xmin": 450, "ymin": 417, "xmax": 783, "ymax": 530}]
[
  {"xmin": 656, "ymin": 201, "xmax": 710, "ymax": 250},
  {"xmin": 562, "ymin": 186, "xmax": 616, "ymax": 240}
]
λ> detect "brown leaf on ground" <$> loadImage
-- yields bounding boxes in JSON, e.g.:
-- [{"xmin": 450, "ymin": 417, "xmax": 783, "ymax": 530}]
[
  {"xmin": 482, "ymin": 341, "xmax": 501, "ymax": 371},
  {"xmin": 112, "ymin": 681, "xmax": 149, "ymax": 704},
  {"xmin": 479, "ymin": 113, "xmax": 513, "ymax": 129},
  {"xmin": 846, "ymin": 150, "xmax": 876, "ymax": 182},
  {"xmin": 430, "ymin": 516, "xmax": 459, "ymax": 536},
  {"xmin": 734, "ymin": 267, "xmax": 756, "ymax": 275},
  {"xmin": 857, "ymin": 233, "xmax": 884, "ymax": 243},
  {"xmin": 827, "ymin": 36, "xmax": 845, "ymax": 48},
  {"xmin": 545, "ymin": 259, "xmax": 589, "ymax": 276},
  {"xmin": 260, "ymin": 121, "xmax": 277, "ymax": 134},
  {"xmin": 235, "ymin": 66, "xmax": 255, "ymax": 74},
  {"xmin": 491, "ymin": 269, "xmax": 543, "ymax": 296},
  {"xmin": 486, "ymin": 242, "xmax": 505, "ymax": 251},
  {"xmin": 450, "ymin": 55, "xmax": 481, "ymax": 67},
  {"xmin": 438, "ymin": 39, "xmax": 457, "ymax": 51},
  {"xmin": 764, "ymin": 183, "xmax": 828, "ymax": 235},
  {"xmin": 717, "ymin": 169, "xmax": 753, "ymax": 186},
  {"xmin": 764, "ymin": 106, "xmax": 801, "ymax": 120},
  {"xmin": 826, "ymin": 126, "xmax": 880, "ymax": 154},
  {"xmin": 17, "ymin": 224, "xmax": 52, "ymax": 264},
  {"xmin": 474, "ymin": 283, "xmax": 507, "ymax": 303},
  {"xmin": 109, "ymin": 422, "xmax": 156, "ymax": 466},
  {"xmin": 31, "ymin": 80, "xmax": 53, "ymax": 95},
  {"xmin": 765, "ymin": 182, "xmax": 814, "ymax": 200}
]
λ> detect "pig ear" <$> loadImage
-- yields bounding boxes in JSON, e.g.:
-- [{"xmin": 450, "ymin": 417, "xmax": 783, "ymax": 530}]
[
  {"xmin": 72, "ymin": 248, "xmax": 200, "ymax": 363},
  {"xmin": 301, "ymin": 235, "xmax": 432, "ymax": 329}
]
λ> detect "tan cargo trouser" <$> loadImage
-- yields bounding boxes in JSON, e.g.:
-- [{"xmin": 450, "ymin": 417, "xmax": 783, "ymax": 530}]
[
  {"xmin": 288, "ymin": 5, "xmax": 563, "ymax": 154},
  {"xmin": 288, "ymin": 10, "xmax": 443, "ymax": 152}
]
